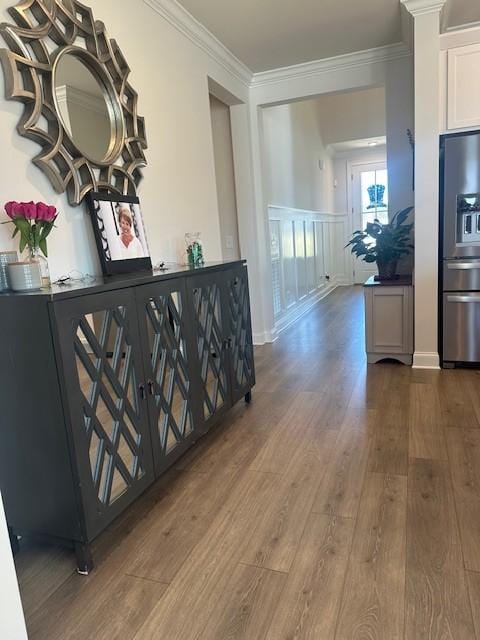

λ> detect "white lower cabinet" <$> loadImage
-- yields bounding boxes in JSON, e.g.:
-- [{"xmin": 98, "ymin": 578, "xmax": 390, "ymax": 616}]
[{"xmin": 364, "ymin": 277, "xmax": 413, "ymax": 365}]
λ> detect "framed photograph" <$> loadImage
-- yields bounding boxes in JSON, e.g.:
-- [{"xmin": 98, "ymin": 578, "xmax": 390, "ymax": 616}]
[{"xmin": 87, "ymin": 192, "xmax": 152, "ymax": 275}]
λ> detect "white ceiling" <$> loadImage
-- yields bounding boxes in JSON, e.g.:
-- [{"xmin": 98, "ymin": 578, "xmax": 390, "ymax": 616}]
[
  {"xmin": 176, "ymin": 0, "xmax": 480, "ymax": 72},
  {"xmin": 329, "ymin": 136, "xmax": 387, "ymax": 154},
  {"xmin": 178, "ymin": 0, "xmax": 402, "ymax": 72}
]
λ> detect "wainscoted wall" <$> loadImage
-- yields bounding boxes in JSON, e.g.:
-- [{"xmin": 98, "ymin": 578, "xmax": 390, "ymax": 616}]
[{"xmin": 268, "ymin": 205, "xmax": 352, "ymax": 335}]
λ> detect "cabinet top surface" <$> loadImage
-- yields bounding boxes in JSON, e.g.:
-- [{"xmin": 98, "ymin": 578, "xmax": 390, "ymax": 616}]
[
  {"xmin": 363, "ymin": 275, "xmax": 413, "ymax": 287},
  {"xmin": 0, "ymin": 260, "xmax": 246, "ymax": 301}
]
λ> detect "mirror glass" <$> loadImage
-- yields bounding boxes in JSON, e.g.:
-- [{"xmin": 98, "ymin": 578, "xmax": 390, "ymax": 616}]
[
  {"xmin": 54, "ymin": 52, "xmax": 118, "ymax": 163},
  {"xmin": 75, "ymin": 310, "xmax": 144, "ymax": 506}
]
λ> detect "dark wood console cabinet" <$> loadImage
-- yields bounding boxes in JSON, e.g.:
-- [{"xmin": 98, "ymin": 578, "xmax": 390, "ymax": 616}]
[{"xmin": 0, "ymin": 261, "xmax": 254, "ymax": 573}]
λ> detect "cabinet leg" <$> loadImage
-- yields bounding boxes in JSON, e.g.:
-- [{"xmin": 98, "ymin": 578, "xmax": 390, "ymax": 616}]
[
  {"xmin": 75, "ymin": 543, "xmax": 94, "ymax": 576},
  {"xmin": 8, "ymin": 526, "xmax": 20, "ymax": 556},
  {"xmin": 245, "ymin": 391, "xmax": 252, "ymax": 404}
]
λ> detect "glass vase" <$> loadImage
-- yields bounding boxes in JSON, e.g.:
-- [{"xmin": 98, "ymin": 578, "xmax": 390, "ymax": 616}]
[
  {"xmin": 23, "ymin": 246, "xmax": 51, "ymax": 288},
  {"xmin": 185, "ymin": 232, "xmax": 204, "ymax": 268}
]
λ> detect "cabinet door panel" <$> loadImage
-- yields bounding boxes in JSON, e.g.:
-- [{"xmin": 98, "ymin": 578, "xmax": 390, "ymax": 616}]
[
  {"xmin": 53, "ymin": 289, "xmax": 154, "ymax": 540},
  {"xmin": 225, "ymin": 265, "xmax": 255, "ymax": 403},
  {"xmin": 136, "ymin": 279, "xmax": 200, "ymax": 475},
  {"xmin": 187, "ymin": 271, "xmax": 231, "ymax": 430}
]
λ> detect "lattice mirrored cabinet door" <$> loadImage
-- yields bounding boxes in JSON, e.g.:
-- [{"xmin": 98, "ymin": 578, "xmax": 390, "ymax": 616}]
[
  {"xmin": 136, "ymin": 280, "xmax": 199, "ymax": 475},
  {"xmin": 189, "ymin": 272, "xmax": 231, "ymax": 429},
  {"xmin": 226, "ymin": 266, "xmax": 256, "ymax": 403},
  {"xmin": 53, "ymin": 289, "xmax": 154, "ymax": 540}
]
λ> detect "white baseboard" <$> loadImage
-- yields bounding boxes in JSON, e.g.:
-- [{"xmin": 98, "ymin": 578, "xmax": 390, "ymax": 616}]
[
  {"xmin": 272, "ymin": 284, "xmax": 338, "ymax": 339},
  {"xmin": 253, "ymin": 330, "xmax": 278, "ymax": 346},
  {"xmin": 412, "ymin": 352, "xmax": 440, "ymax": 369},
  {"xmin": 253, "ymin": 282, "xmax": 352, "ymax": 345}
]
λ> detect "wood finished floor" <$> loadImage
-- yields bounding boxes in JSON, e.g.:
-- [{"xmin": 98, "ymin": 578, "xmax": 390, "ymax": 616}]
[{"xmin": 15, "ymin": 285, "xmax": 480, "ymax": 639}]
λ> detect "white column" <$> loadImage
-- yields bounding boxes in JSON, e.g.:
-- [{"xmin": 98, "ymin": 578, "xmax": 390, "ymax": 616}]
[
  {"xmin": 401, "ymin": 0, "xmax": 446, "ymax": 369},
  {"xmin": 0, "ymin": 494, "xmax": 27, "ymax": 640},
  {"xmin": 230, "ymin": 102, "xmax": 273, "ymax": 343}
]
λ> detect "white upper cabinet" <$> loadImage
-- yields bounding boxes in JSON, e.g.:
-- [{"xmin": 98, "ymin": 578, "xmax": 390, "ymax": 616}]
[{"xmin": 447, "ymin": 43, "xmax": 480, "ymax": 130}]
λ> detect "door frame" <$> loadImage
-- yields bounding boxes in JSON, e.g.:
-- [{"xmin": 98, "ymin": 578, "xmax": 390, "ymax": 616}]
[{"xmin": 347, "ymin": 158, "xmax": 388, "ymax": 285}]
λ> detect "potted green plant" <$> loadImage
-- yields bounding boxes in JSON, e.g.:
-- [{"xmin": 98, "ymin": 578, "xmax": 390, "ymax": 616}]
[{"xmin": 346, "ymin": 207, "xmax": 413, "ymax": 281}]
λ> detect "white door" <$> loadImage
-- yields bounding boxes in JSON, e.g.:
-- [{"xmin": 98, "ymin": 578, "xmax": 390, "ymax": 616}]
[{"xmin": 351, "ymin": 162, "xmax": 389, "ymax": 284}]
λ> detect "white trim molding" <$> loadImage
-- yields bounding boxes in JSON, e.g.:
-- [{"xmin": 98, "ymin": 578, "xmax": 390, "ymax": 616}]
[
  {"xmin": 440, "ymin": 23, "xmax": 480, "ymax": 50},
  {"xmin": 56, "ymin": 85, "xmax": 107, "ymax": 115},
  {"xmin": 253, "ymin": 330, "xmax": 277, "ymax": 346},
  {"xmin": 401, "ymin": 0, "xmax": 446, "ymax": 17},
  {"xmin": 272, "ymin": 283, "xmax": 339, "ymax": 341},
  {"xmin": 412, "ymin": 352, "xmax": 441, "ymax": 369},
  {"xmin": 251, "ymin": 43, "xmax": 411, "ymax": 88},
  {"xmin": 142, "ymin": 0, "xmax": 252, "ymax": 87}
]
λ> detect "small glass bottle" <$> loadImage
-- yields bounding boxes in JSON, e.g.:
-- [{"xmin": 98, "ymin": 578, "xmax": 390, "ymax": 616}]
[{"xmin": 185, "ymin": 232, "xmax": 204, "ymax": 268}]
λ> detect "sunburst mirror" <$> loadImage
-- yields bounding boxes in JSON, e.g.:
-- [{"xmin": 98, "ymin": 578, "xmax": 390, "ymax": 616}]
[{"xmin": 0, "ymin": 0, "xmax": 147, "ymax": 205}]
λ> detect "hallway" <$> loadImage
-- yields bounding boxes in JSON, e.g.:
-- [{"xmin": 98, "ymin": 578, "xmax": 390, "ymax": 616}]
[{"xmin": 16, "ymin": 286, "xmax": 480, "ymax": 639}]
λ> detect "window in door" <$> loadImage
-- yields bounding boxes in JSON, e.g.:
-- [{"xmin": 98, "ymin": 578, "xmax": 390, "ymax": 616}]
[{"xmin": 360, "ymin": 168, "xmax": 389, "ymax": 228}]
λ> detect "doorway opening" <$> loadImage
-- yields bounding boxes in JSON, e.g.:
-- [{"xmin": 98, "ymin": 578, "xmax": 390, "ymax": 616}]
[
  {"xmin": 208, "ymin": 93, "xmax": 241, "ymax": 262},
  {"xmin": 351, "ymin": 160, "xmax": 389, "ymax": 284},
  {"xmin": 260, "ymin": 86, "xmax": 387, "ymax": 333}
]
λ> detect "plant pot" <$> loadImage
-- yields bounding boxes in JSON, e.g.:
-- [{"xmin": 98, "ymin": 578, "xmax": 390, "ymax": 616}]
[{"xmin": 375, "ymin": 260, "xmax": 398, "ymax": 281}]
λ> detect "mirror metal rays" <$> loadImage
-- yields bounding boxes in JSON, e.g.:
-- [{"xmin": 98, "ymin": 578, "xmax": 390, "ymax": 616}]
[{"xmin": 0, "ymin": 0, "xmax": 147, "ymax": 205}]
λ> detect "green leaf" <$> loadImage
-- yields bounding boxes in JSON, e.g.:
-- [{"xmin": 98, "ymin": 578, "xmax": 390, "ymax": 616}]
[
  {"xmin": 39, "ymin": 238, "xmax": 48, "ymax": 257},
  {"xmin": 391, "ymin": 207, "xmax": 413, "ymax": 227},
  {"xmin": 39, "ymin": 220, "xmax": 55, "ymax": 241},
  {"xmin": 345, "ymin": 205, "xmax": 414, "ymax": 266},
  {"xmin": 19, "ymin": 233, "xmax": 28, "ymax": 253}
]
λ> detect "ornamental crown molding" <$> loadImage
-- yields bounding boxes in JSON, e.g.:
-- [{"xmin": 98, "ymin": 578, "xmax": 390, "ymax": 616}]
[
  {"xmin": 250, "ymin": 43, "xmax": 412, "ymax": 88},
  {"xmin": 142, "ymin": 0, "xmax": 252, "ymax": 87},
  {"xmin": 56, "ymin": 85, "xmax": 107, "ymax": 116},
  {"xmin": 401, "ymin": 0, "xmax": 447, "ymax": 17}
]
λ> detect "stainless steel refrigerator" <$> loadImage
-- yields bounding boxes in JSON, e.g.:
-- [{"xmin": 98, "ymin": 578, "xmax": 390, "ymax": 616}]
[{"xmin": 441, "ymin": 130, "xmax": 480, "ymax": 367}]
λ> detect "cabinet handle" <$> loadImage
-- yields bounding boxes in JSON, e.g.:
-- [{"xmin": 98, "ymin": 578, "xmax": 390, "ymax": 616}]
[
  {"xmin": 147, "ymin": 380, "xmax": 154, "ymax": 396},
  {"xmin": 447, "ymin": 295, "xmax": 480, "ymax": 303},
  {"xmin": 139, "ymin": 384, "xmax": 146, "ymax": 400},
  {"xmin": 447, "ymin": 262, "xmax": 480, "ymax": 270}
]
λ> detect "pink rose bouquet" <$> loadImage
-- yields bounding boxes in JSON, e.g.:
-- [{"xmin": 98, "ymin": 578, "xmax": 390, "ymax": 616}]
[{"xmin": 3, "ymin": 201, "xmax": 58, "ymax": 257}]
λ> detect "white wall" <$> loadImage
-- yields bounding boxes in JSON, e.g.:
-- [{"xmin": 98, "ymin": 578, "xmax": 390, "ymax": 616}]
[
  {"xmin": 385, "ymin": 56, "xmax": 414, "ymax": 216},
  {"xmin": 0, "ymin": 495, "xmax": 27, "ymax": 640},
  {"xmin": 262, "ymin": 100, "xmax": 334, "ymax": 212},
  {"xmin": 0, "ymin": 0, "xmax": 251, "ymax": 275},
  {"xmin": 316, "ymin": 87, "xmax": 386, "ymax": 145}
]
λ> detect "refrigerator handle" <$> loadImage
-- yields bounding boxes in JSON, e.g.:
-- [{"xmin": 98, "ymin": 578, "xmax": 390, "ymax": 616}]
[
  {"xmin": 447, "ymin": 295, "xmax": 480, "ymax": 303},
  {"xmin": 447, "ymin": 262, "xmax": 480, "ymax": 270}
]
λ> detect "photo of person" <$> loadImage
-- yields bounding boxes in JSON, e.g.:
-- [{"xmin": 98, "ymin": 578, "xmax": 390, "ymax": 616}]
[
  {"xmin": 88, "ymin": 193, "xmax": 152, "ymax": 275},
  {"xmin": 113, "ymin": 204, "xmax": 147, "ymax": 260}
]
